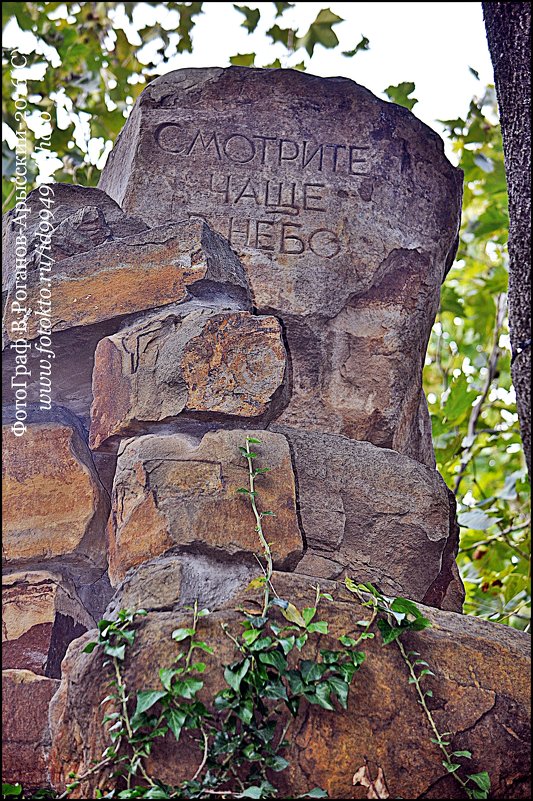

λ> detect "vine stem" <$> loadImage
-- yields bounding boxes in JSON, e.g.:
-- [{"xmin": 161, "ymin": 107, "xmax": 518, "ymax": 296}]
[
  {"xmin": 396, "ymin": 638, "xmax": 469, "ymax": 792},
  {"xmin": 245, "ymin": 437, "xmax": 273, "ymax": 616}
]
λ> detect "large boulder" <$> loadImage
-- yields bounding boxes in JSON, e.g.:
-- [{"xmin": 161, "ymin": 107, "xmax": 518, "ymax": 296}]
[
  {"xmin": 2, "ymin": 406, "xmax": 109, "ymax": 577},
  {"xmin": 271, "ymin": 426, "xmax": 463, "ymax": 609},
  {"xmin": 49, "ymin": 571, "xmax": 531, "ymax": 799},
  {"xmin": 89, "ymin": 306, "xmax": 287, "ymax": 450},
  {"xmin": 98, "ymin": 66, "xmax": 463, "ymax": 465},
  {"xmin": 106, "ymin": 429, "xmax": 303, "ymax": 585},
  {"xmin": 2, "ymin": 570, "xmax": 94, "ymax": 678}
]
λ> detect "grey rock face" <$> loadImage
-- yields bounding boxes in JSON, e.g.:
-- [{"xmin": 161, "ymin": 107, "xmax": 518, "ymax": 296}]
[
  {"xmin": 99, "ymin": 66, "xmax": 462, "ymax": 465},
  {"xmin": 270, "ymin": 425, "xmax": 464, "ymax": 609}
]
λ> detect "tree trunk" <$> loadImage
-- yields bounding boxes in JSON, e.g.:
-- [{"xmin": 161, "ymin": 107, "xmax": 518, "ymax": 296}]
[{"xmin": 483, "ymin": 2, "xmax": 531, "ymax": 476}]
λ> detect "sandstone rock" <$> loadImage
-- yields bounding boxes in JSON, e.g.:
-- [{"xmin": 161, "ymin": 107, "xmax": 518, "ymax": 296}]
[
  {"xmin": 89, "ymin": 306, "xmax": 286, "ymax": 450},
  {"xmin": 107, "ymin": 429, "xmax": 302, "ymax": 585},
  {"xmin": 270, "ymin": 425, "xmax": 463, "ymax": 609},
  {"xmin": 3, "ymin": 218, "xmax": 250, "ymax": 342},
  {"xmin": 105, "ymin": 552, "xmax": 257, "ymax": 618},
  {"xmin": 98, "ymin": 66, "xmax": 463, "ymax": 465},
  {"xmin": 2, "ymin": 183, "xmax": 147, "ymax": 296},
  {"xmin": 2, "ymin": 405, "xmax": 109, "ymax": 575},
  {"xmin": 2, "ymin": 570, "xmax": 94, "ymax": 677},
  {"xmin": 49, "ymin": 571, "xmax": 531, "ymax": 799},
  {"xmin": 2, "ymin": 669, "xmax": 59, "ymax": 791}
]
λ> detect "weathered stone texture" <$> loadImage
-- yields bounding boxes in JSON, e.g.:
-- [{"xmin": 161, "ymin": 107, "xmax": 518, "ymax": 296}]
[
  {"xmin": 98, "ymin": 66, "xmax": 463, "ymax": 465},
  {"xmin": 2, "ymin": 571, "xmax": 94, "ymax": 677},
  {"xmin": 3, "ymin": 219, "xmax": 250, "ymax": 342},
  {"xmin": 49, "ymin": 571, "xmax": 531, "ymax": 799},
  {"xmin": 107, "ymin": 430, "xmax": 302, "ymax": 585},
  {"xmin": 270, "ymin": 425, "xmax": 463, "ymax": 609},
  {"xmin": 2, "ymin": 406, "xmax": 109, "ymax": 572},
  {"xmin": 1, "ymin": 184, "xmax": 147, "ymax": 293},
  {"xmin": 2, "ymin": 669, "xmax": 59, "ymax": 791},
  {"xmin": 90, "ymin": 307, "xmax": 286, "ymax": 450}
]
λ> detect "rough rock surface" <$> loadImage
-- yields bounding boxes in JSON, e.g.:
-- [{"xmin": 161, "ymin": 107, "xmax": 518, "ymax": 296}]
[
  {"xmin": 107, "ymin": 429, "xmax": 302, "ymax": 585},
  {"xmin": 2, "ymin": 213, "xmax": 251, "ymax": 426},
  {"xmin": 2, "ymin": 570, "xmax": 94, "ymax": 678},
  {"xmin": 98, "ymin": 66, "xmax": 463, "ymax": 465},
  {"xmin": 90, "ymin": 306, "xmax": 286, "ymax": 450},
  {"xmin": 2, "ymin": 669, "xmax": 59, "ymax": 791},
  {"xmin": 270, "ymin": 425, "xmax": 463, "ymax": 609},
  {"xmin": 2, "ymin": 405, "xmax": 109, "ymax": 575},
  {"xmin": 49, "ymin": 571, "xmax": 531, "ymax": 799},
  {"xmin": 3, "ymin": 218, "xmax": 250, "ymax": 342},
  {"xmin": 1, "ymin": 184, "xmax": 147, "ymax": 296}
]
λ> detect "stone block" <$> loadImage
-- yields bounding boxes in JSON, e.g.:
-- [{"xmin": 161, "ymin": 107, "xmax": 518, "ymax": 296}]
[
  {"xmin": 107, "ymin": 429, "xmax": 302, "ymax": 585},
  {"xmin": 90, "ymin": 307, "xmax": 286, "ymax": 450}
]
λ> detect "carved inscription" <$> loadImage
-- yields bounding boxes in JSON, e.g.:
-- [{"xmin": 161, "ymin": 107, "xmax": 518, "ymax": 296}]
[{"xmin": 155, "ymin": 124, "xmax": 371, "ymax": 258}]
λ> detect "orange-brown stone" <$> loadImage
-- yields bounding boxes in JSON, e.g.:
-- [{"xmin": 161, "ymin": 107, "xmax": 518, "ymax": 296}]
[
  {"xmin": 2, "ymin": 410, "xmax": 109, "ymax": 570},
  {"xmin": 49, "ymin": 571, "xmax": 531, "ymax": 799},
  {"xmin": 2, "ymin": 571, "xmax": 93, "ymax": 677},
  {"xmin": 3, "ymin": 219, "xmax": 250, "ymax": 342},
  {"xmin": 3, "ymin": 669, "xmax": 60, "ymax": 791},
  {"xmin": 107, "ymin": 430, "xmax": 302, "ymax": 585},
  {"xmin": 89, "ymin": 308, "xmax": 286, "ymax": 450}
]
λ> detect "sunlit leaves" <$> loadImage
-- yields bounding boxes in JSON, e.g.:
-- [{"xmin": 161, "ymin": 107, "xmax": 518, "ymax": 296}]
[
  {"xmin": 425, "ymin": 87, "xmax": 530, "ymax": 629},
  {"xmin": 234, "ymin": 4, "xmax": 260, "ymax": 34},
  {"xmin": 384, "ymin": 81, "xmax": 418, "ymax": 110},
  {"xmin": 342, "ymin": 35, "xmax": 370, "ymax": 57},
  {"xmin": 273, "ymin": 1, "xmax": 294, "ymax": 17},
  {"xmin": 295, "ymin": 8, "xmax": 343, "ymax": 57},
  {"xmin": 229, "ymin": 53, "xmax": 256, "ymax": 66}
]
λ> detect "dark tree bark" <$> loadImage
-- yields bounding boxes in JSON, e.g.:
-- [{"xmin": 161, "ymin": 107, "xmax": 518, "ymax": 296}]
[{"xmin": 483, "ymin": 2, "xmax": 531, "ymax": 476}]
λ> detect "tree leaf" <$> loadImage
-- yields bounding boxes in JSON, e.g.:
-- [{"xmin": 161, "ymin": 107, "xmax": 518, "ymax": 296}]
[
  {"xmin": 233, "ymin": 5, "xmax": 260, "ymax": 34},
  {"xmin": 342, "ymin": 35, "xmax": 370, "ymax": 57},
  {"xmin": 384, "ymin": 81, "xmax": 418, "ymax": 111}
]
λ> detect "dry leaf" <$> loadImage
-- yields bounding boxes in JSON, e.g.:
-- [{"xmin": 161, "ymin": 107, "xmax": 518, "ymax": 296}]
[{"xmin": 353, "ymin": 765, "xmax": 390, "ymax": 799}]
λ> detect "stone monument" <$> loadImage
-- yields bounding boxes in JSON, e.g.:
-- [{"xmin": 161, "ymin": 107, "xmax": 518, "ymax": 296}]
[{"xmin": 1, "ymin": 68, "xmax": 530, "ymax": 798}]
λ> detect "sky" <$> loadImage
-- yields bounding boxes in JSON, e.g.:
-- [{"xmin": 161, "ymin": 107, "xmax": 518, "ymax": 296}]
[
  {"xmin": 3, "ymin": 2, "xmax": 495, "ymax": 168},
  {"xmin": 129, "ymin": 1, "xmax": 495, "ymax": 135}
]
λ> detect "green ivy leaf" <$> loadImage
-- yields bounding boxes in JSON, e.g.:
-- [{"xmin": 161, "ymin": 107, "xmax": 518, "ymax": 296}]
[
  {"xmin": 165, "ymin": 707, "xmax": 187, "ymax": 741},
  {"xmin": 258, "ymin": 650, "xmax": 288, "ymax": 672},
  {"xmin": 103, "ymin": 643, "xmax": 126, "ymax": 661},
  {"xmin": 224, "ymin": 658, "xmax": 251, "ymax": 692},
  {"xmin": 342, "ymin": 35, "xmax": 370, "ymax": 57},
  {"xmin": 467, "ymin": 772, "xmax": 491, "ymax": 792},
  {"xmin": 234, "ymin": 5, "xmax": 260, "ymax": 34},
  {"xmin": 443, "ymin": 760, "xmax": 462, "ymax": 773},
  {"xmin": 384, "ymin": 81, "xmax": 418, "ymax": 111},
  {"xmin": 134, "ymin": 690, "xmax": 167, "ymax": 716},
  {"xmin": 171, "ymin": 627, "xmax": 195, "ymax": 642},
  {"xmin": 327, "ymin": 676, "xmax": 349, "ymax": 709},
  {"xmin": 376, "ymin": 618, "xmax": 404, "ymax": 645}
]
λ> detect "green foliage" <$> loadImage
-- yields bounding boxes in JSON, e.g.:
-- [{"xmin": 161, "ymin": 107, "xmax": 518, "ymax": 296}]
[
  {"xmin": 424, "ymin": 86, "xmax": 531, "ymax": 630},
  {"xmin": 384, "ymin": 81, "xmax": 418, "ymax": 110},
  {"xmin": 234, "ymin": 5, "xmax": 261, "ymax": 35},
  {"xmin": 342, "ymin": 35, "xmax": 370, "ymax": 58}
]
